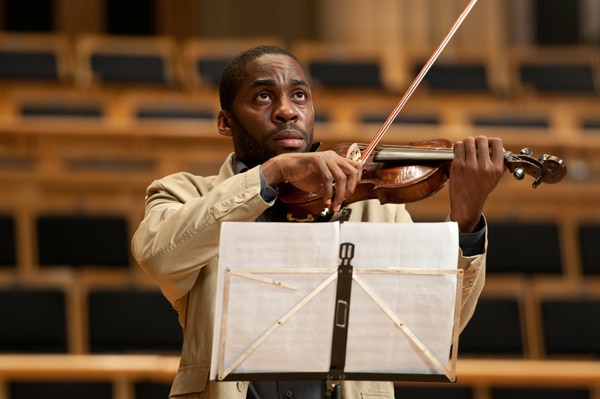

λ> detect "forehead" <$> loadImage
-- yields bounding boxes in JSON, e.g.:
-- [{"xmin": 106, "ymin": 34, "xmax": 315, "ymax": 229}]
[{"xmin": 243, "ymin": 53, "xmax": 309, "ymax": 85}]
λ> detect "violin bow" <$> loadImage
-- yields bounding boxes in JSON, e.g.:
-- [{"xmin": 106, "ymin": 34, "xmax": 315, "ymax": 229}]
[{"xmin": 360, "ymin": 0, "xmax": 479, "ymax": 162}]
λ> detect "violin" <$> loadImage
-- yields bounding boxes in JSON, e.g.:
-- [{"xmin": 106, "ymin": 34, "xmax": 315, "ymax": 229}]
[
  {"xmin": 279, "ymin": 0, "xmax": 567, "ymax": 222},
  {"xmin": 278, "ymin": 139, "xmax": 567, "ymax": 222}
]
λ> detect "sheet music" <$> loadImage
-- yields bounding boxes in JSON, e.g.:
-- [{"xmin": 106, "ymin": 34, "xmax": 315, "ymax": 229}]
[
  {"xmin": 339, "ymin": 222, "xmax": 459, "ymax": 374},
  {"xmin": 210, "ymin": 221, "xmax": 460, "ymax": 381}
]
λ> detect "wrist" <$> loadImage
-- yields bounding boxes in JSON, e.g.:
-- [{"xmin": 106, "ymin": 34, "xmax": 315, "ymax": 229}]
[
  {"xmin": 259, "ymin": 157, "xmax": 284, "ymax": 187},
  {"xmin": 451, "ymin": 212, "xmax": 482, "ymax": 234}
]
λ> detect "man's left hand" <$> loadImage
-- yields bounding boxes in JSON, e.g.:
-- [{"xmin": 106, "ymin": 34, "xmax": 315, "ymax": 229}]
[{"xmin": 449, "ymin": 135, "xmax": 505, "ymax": 233}]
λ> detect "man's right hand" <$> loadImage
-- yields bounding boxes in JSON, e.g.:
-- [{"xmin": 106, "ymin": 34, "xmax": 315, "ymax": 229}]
[{"xmin": 260, "ymin": 151, "xmax": 363, "ymax": 212}]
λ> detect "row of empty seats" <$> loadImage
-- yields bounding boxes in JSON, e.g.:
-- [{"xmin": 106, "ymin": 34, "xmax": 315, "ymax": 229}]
[
  {"xmin": 1, "ymin": 84, "xmax": 600, "ymax": 162},
  {"xmin": 0, "ymin": 286, "xmax": 181, "ymax": 354},
  {"xmin": 394, "ymin": 386, "xmax": 594, "ymax": 399},
  {"xmin": 1, "ymin": 32, "xmax": 599, "ymax": 96},
  {"xmin": 1, "ymin": 370, "xmax": 597, "ymax": 399},
  {"xmin": 4, "ymin": 381, "xmax": 171, "ymax": 399},
  {"xmin": 0, "ymin": 214, "xmax": 131, "ymax": 269},
  {"xmin": 2, "ymin": 214, "xmax": 599, "ymax": 276},
  {"xmin": 2, "ymin": 279, "xmax": 599, "ymax": 359},
  {"xmin": 4, "ymin": 86, "xmax": 600, "ymax": 126},
  {"xmin": 1, "ymin": 212, "xmax": 600, "ymax": 359},
  {"xmin": 461, "ymin": 289, "xmax": 600, "ymax": 358}
]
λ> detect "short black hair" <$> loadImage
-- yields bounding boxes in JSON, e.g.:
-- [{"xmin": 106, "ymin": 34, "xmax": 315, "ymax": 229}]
[{"xmin": 219, "ymin": 45, "xmax": 309, "ymax": 111}]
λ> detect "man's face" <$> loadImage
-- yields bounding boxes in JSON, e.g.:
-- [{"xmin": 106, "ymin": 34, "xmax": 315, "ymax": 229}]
[{"xmin": 219, "ymin": 53, "xmax": 315, "ymax": 167}]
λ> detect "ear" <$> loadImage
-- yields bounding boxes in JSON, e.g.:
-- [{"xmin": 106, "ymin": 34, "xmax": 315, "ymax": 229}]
[{"xmin": 217, "ymin": 110, "xmax": 232, "ymax": 137}]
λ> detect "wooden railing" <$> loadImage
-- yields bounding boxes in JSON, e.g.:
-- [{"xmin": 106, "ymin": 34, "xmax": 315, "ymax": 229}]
[{"xmin": 1, "ymin": 355, "xmax": 600, "ymax": 389}]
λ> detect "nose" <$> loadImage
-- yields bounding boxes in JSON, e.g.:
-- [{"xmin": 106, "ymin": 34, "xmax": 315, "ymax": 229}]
[{"xmin": 272, "ymin": 95, "xmax": 298, "ymax": 123}]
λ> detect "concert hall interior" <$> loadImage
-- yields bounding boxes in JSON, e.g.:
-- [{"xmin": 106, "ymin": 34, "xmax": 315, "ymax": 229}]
[{"xmin": 1, "ymin": 0, "xmax": 600, "ymax": 398}]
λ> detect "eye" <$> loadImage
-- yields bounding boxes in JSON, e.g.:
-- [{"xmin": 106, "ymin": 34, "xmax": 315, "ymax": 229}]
[
  {"xmin": 293, "ymin": 90, "xmax": 307, "ymax": 102},
  {"xmin": 255, "ymin": 91, "xmax": 273, "ymax": 103},
  {"xmin": 258, "ymin": 92, "xmax": 271, "ymax": 100}
]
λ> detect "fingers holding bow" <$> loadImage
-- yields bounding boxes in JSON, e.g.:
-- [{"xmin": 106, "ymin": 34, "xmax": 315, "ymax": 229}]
[{"xmin": 261, "ymin": 150, "xmax": 363, "ymax": 212}]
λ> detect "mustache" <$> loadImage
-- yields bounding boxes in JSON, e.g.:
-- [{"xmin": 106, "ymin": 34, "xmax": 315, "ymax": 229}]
[{"xmin": 266, "ymin": 123, "xmax": 308, "ymax": 138}]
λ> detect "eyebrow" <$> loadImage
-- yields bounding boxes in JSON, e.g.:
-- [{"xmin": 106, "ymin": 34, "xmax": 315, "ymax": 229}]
[{"xmin": 251, "ymin": 78, "xmax": 309, "ymax": 89}]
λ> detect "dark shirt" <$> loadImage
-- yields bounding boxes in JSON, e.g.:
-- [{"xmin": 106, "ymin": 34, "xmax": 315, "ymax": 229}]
[{"xmin": 247, "ymin": 380, "xmax": 326, "ymax": 399}]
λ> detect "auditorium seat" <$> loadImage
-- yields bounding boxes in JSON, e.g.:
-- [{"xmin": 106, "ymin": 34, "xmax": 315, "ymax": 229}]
[
  {"xmin": 0, "ymin": 33, "xmax": 73, "ymax": 85},
  {"xmin": 36, "ymin": 214, "xmax": 130, "ymax": 268},
  {"xmin": 75, "ymin": 35, "xmax": 181, "ymax": 88},
  {"xmin": 510, "ymin": 46, "xmax": 599, "ymax": 95},
  {"xmin": 578, "ymin": 223, "xmax": 600, "ymax": 275},
  {"xmin": 461, "ymin": 102, "xmax": 554, "ymax": 146},
  {"xmin": 491, "ymin": 387, "xmax": 590, "ymax": 399},
  {"xmin": 540, "ymin": 297, "xmax": 600, "ymax": 357},
  {"xmin": 134, "ymin": 381, "xmax": 172, "ymax": 399},
  {"xmin": 471, "ymin": 114, "xmax": 549, "ymax": 129},
  {"xmin": 0, "ymin": 288, "xmax": 68, "ymax": 353},
  {"xmin": 360, "ymin": 113, "xmax": 440, "ymax": 126},
  {"xmin": 414, "ymin": 63, "xmax": 490, "ymax": 92},
  {"xmin": 0, "ymin": 214, "xmax": 16, "ymax": 267},
  {"xmin": 485, "ymin": 221, "xmax": 563, "ymax": 275},
  {"xmin": 458, "ymin": 296, "xmax": 525, "ymax": 357},
  {"xmin": 12, "ymin": 88, "xmax": 107, "ymax": 120},
  {"xmin": 394, "ymin": 385, "xmax": 474, "ymax": 399},
  {"xmin": 581, "ymin": 118, "xmax": 600, "ymax": 131},
  {"xmin": 87, "ymin": 288, "xmax": 182, "ymax": 353},
  {"xmin": 182, "ymin": 37, "xmax": 284, "ymax": 89},
  {"xmin": 291, "ymin": 41, "xmax": 399, "ymax": 91},
  {"xmin": 121, "ymin": 91, "xmax": 218, "ymax": 122},
  {"xmin": 20, "ymin": 102, "xmax": 104, "ymax": 118},
  {"xmin": 520, "ymin": 65, "xmax": 596, "ymax": 94},
  {"xmin": 10, "ymin": 381, "xmax": 113, "ymax": 399},
  {"xmin": 404, "ymin": 46, "xmax": 504, "ymax": 94},
  {"xmin": 309, "ymin": 59, "xmax": 383, "ymax": 89},
  {"xmin": 136, "ymin": 107, "xmax": 213, "ymax": 120}
]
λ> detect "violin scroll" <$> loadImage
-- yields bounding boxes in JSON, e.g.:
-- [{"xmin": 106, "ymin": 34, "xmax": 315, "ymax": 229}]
[{"xmin": 505, "ymin": 148, "xmax": 567, "ymax": 188}]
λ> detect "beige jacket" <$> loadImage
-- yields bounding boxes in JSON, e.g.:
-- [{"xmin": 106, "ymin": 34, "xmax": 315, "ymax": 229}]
[{"xmin": 132, "ymin": 153, "xmax": 487, "ymax": 399}]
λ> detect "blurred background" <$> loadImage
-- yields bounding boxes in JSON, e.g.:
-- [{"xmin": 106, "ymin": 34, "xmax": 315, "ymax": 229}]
[{"xmin": 1, "ymin": 0, "xmax": 600, "ymax": 398}]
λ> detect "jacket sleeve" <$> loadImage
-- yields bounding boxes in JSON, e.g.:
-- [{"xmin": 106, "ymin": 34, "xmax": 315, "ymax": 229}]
[
  {"xmin": 131, "ymin": 167, "xmax": 272, "ymax": 305},
  {"xmin": 449, "ymin": 213, "xmax": 487, "ymax": 332},
  {"xmin": 456, "ymin": 238, "xmax": 486, "ymax": 332}
]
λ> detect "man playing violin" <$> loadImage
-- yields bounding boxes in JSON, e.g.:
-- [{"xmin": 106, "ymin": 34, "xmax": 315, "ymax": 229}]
[{"xmin": 132, "ymin": 45, "xmax": 506, "ymax": 399}]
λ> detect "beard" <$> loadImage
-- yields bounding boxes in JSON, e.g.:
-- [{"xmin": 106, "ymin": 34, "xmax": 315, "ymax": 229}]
[{"xmin": 230, "ymin": 114, "xmax": 314, "ymax": 168}]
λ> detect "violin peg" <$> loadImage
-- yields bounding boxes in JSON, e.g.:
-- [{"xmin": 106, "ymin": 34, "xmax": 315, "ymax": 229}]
[
  {"xmin": 520, "ymin": 148, "xmax": 534, "ymax": 156},
  {"xmin": 514, "ymin": 168, "xmax": 525, "ymax": 180}
]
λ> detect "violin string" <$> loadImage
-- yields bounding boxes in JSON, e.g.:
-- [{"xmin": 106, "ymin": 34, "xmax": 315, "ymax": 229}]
[{"xmin": 360, "ymin": 0, "xmax": 479, "ymax": 163}]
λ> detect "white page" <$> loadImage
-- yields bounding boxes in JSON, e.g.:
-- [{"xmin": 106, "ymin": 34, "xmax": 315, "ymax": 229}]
[
  {"xmin": 210, "ymin": 222, "xmax": 340, "ymax": 380},
  {"xmin": 211, "ymin": 221, "xmax": 460, "ymax": 380},
  {"xmin": 339, "ymin": 222, "xmax": 458, "ymax": 270},
  {"xmin": 339, "ymin": 222, "xmax": 459, "ymax": 375}
]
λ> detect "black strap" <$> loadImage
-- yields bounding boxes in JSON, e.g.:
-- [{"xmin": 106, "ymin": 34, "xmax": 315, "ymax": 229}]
[{"xmin": 328, "ymin": 242, "xmax": 354, "ymax": 381}]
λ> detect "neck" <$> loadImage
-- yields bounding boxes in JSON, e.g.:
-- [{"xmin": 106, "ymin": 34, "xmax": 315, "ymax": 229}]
[{"xmin": 373, "ymin": 147, "xmax": 455, "ymax": 163}]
